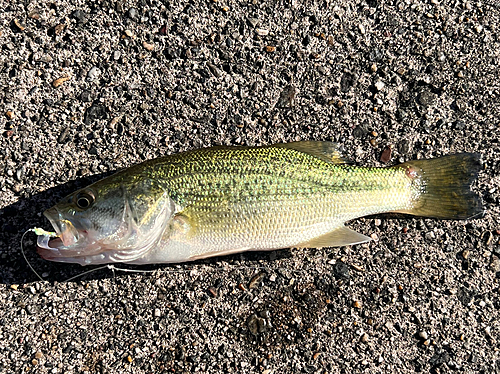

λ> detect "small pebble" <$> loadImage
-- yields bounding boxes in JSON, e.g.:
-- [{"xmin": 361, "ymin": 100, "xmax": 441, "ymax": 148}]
[
  {"xmin": 52, "ymin": 76, "xmax": 70, "ymax": 88},
  {"xmin": 13, "ymin": 19, "xmax": 26, "ymax": 31},
  {"xmin": 380, "ymin": 146, "xmax": 392, "ymax": 163},
  {"xmin": 249, "ymin": 272, "xmax": 265, "ymax": 289},
  {"xmin": 265, "ymin": 46, "xmax": 276, "ymax": 53},
  {"xmin": 124, "ymin": 29, "xmax": 134, "ymax": 38},
  {"xmin": 127, "ymin": 7, "xmax": 139, "ymax": 20},
  {"xmin": 86, "ymin": 66, "xmax": 101, "ymax": 82},
  {"xmin": 5, "ymin": 110, "xmax": 14, "ymax": 119},
  {"xmin": 255, "ymin": 28, "xmax": 269, "ymax": 36},
  {"xmin": 142, "ymin": 41, "xmax": 154, "ymax": 51},
  {"xmin": 207, "ymin": 287, "xmax": 218, "ymax": 297},
  {"xmin": 154, "ymin": 309, "xmax": 161, "ymax": 317},
  {"xmin": 418, "ymin": 331, "xmax": 428, "ymax": 340},
  {"xmin": 489, "ymin": 256, "xmax": 500, "ymax": 272},
  {"xmin": 35, "ymin": 351, "xmax": 43, "ymax": 359},
  {"xmin": 360, "ymin": 333, "xmax": 369, "ymax": 343},
  {"xmin": 374, "ymin": 81, "xmax": 385, "ymax": 91},
  {"xmin": 462, "ymin": 250, "xmax": 470, "ymax": 259},
  {"xmin": 353, "ymin": 300, "xmax": 362, "ymax": 309},
  {"xmin": 10, "ymin": 284, "xmax": 18, "ymax": 290}
]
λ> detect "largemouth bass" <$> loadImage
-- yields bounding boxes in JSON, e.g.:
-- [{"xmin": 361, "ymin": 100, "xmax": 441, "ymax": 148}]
[{"xmin": 36, "ymin": 141, "xmax": 483, "ymax": 265}]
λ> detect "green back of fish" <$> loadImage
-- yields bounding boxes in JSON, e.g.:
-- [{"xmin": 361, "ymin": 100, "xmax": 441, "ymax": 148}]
[{"xmin": 124, "ymin": 143, "xmax": 414, "ymax": 255}]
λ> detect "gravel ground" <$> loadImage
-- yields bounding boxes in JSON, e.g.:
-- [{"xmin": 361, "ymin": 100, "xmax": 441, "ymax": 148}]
[{"xmin": 1, "ymin": 0, "xmax": 499, "ymax": 373}]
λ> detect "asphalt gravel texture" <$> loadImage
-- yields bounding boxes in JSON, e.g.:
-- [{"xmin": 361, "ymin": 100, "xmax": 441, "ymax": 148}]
[{"xmin": 1, "ymin": 0, "xmax": 499, "ymax": 373}]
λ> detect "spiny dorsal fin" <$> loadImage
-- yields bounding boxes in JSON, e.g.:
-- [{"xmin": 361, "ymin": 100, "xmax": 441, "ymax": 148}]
[
  {"xmin": 296, "ymin": 226, "xmax": 371, "ymax": 248},
  {"xmin": 271, "ymin": 141, "xmax": 348, "ymax": 164}
]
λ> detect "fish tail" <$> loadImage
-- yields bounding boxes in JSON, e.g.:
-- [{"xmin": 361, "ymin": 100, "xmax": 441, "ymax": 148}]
[{"xmin": 396, "ymin": 153, "xmax": 484, "ymax": 219}]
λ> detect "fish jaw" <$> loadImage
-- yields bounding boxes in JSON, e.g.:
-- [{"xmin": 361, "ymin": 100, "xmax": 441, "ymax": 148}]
[{"xmin": 36, "ymin": 207, "xmax": 103, "ymax": 262}]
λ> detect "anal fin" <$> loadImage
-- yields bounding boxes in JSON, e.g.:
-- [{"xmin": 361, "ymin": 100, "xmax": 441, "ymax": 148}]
[{"xmin": 297, "ymin": 226, "xmax": 371, "ymax": 248}]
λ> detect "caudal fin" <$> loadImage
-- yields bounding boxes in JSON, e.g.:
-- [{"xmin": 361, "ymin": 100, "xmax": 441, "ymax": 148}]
[{"xmin": 397, "ymin": 154, "xmax": 484, "ymax": 219}]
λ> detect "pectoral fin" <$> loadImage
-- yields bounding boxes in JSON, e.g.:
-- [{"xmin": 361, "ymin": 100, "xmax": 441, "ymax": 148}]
[{"xmin": 297, "ymin": 226, "xmax": 371, "ymax": 248}]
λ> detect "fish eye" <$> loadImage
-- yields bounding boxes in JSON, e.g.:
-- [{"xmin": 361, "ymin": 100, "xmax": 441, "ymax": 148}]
[{"xmin": 75, "ymin": 190, "xmax": 95, "ymax": 209}]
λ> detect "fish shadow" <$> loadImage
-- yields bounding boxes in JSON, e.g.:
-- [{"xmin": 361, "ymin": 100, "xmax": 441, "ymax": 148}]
[{"xmin": 0, "ymin": 172, "xmax": 295, "ymax": 285}]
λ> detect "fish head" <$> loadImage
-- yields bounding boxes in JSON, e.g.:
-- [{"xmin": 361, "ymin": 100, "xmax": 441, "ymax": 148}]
[{"xmin": 37, "ymin": 174, "xmax": 176, "ymax": 265}]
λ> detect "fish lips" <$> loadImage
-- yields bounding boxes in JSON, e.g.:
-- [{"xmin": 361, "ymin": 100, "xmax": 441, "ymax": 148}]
[{"xmin": 37, "ymin": 207, "xmax": 88, "ymax": 258}]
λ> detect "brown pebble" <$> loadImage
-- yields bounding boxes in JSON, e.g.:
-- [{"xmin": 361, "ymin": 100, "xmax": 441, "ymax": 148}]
[
  {"xmin": 371, "ymin": 131, "xmax": 378, "ymax": 137},
  {"xmin": 495, "ymin": 229, "xmax": 500, "ymax": 235},
  {"xmin": 13, "ymin": 19, "xmax": 26, "ymax": 31},
  {"xmin": 462, "ymin": 249, "xmax": 470, "ymax": 259},
  {"xmin": 5, "ymin": 111, "xmax": 14, "ymax": 120},
  {"xmin": 142, "ymin": 41, "xmax": 155, "ymax": 51},
  {"xmin": 265, "ymin": 46, "xmax": 276, "ymax": 53},
  {"xmin": 351, "ymin": 263, "xmax": 364, "ymax": 272},
  {"xmin": 360, "ymin": 333, "xmax": 369, "ymax": 343},
  {"xmin": 369, "ymin": 139, "xmax": 377, "ymax": 147},
  {"xmin": 124, "ymin": 29, "xmax": 134, "ymax": 38},
  {"xmin": 313, "ymin": 352, "xmax": 321, "ymax": 359},
  {"xmin": 403, "ymin": 227, "xmax": 408, "ymax": 233},
  {"xmin": 238, "ymin": 283, "xmax": 246, "ymax": 291},
  {"xmin": 35, "ymin": 351, "xmax": 43, "ymax": 359},
  {"xmin": 380, "ymin": 146, "xmax": 392, "ymax": 163},
  {"xmin": 353, "ymin": 300, "xmax": 362, "ymax": 309},
  {"xmin": 32, "ymin": 359, "xmax": 38, "ymax": 366},
  {"xmin": 54, "ymin": 24, "xmax": 65, "ymax": 35},
  {"xmin": 397, "ymin": 284, "xmax": 403, "ymax": 291},
  {"xmin": 10, "ymin": 284, "xmax": 18, "ymax": 290},
  {"xmin": 127, "ymin": 356, "xmax": 133, "ymax": 363},
  {"xmin": 207, "ymin": 287, "xmax": 217, "ymax": 298},
  {"xmin": 52, "ymin": 76, "xmax": 70, "ymax": 88}
]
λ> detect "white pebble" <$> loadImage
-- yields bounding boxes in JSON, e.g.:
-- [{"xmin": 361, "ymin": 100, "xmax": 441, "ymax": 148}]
[{"xmin": 375, "ymin": 81, "xmax": 385, "ymax": 91}]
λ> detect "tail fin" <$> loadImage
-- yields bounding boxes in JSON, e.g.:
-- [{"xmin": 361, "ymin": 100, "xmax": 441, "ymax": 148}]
[{"xmin": 396, "ymin": 154, "xmax": 484, "ymax": 219}]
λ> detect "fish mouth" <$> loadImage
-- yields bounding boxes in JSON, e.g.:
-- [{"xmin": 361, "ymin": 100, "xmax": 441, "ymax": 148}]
[{"xmin": 36, "ymin": 207, "xmax": 91, "ymax": 260}]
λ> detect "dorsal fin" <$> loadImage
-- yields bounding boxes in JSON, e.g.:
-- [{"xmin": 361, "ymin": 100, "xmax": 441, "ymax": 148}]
[{"xmin": 271, "ymin": 141, "xmax": 348, "ymax": 164}]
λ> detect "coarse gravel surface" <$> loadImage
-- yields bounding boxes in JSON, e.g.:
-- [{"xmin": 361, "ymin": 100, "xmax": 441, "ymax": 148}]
[{"xmin": 1, "ymin": 0, "xmax": 499, "ymax": 373}]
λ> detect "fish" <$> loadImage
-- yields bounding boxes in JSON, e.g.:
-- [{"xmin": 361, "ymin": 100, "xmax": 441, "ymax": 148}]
[{"xmin": 36, "ymin": 141, "xmax": 484, "ymax": 265}]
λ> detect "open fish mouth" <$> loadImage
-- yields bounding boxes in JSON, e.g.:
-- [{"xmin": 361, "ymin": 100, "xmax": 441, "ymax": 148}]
[{"xmin": 36, "ymin": 208, "xmax": 91, "ymax": 260}]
